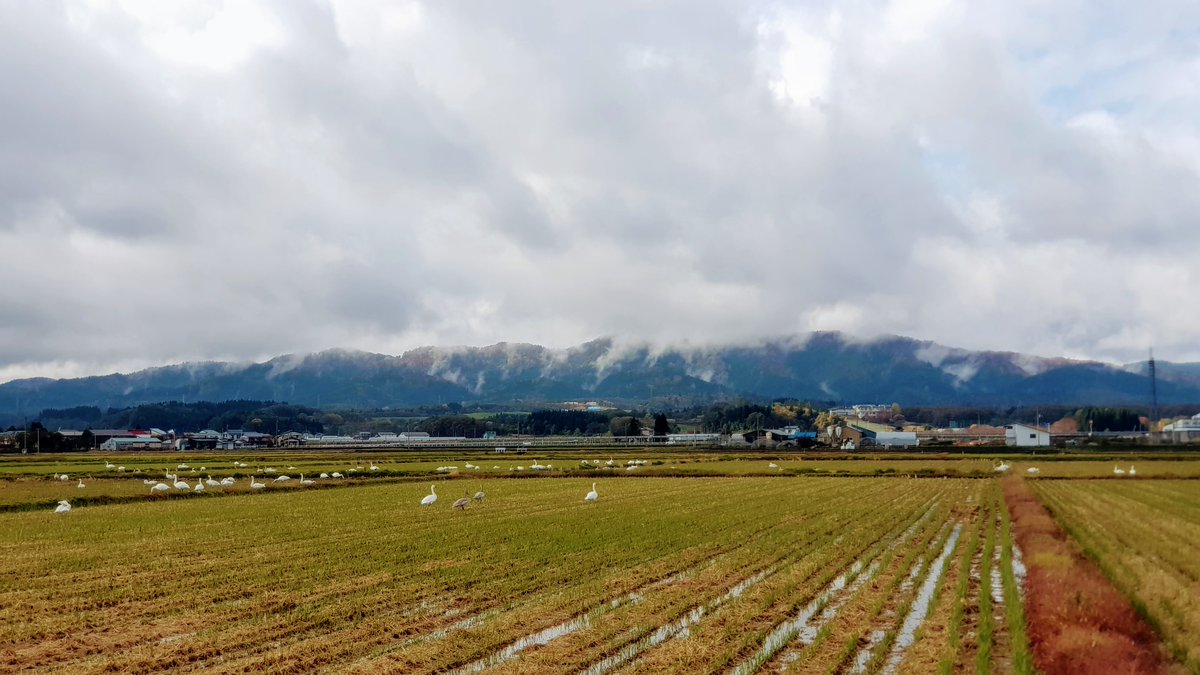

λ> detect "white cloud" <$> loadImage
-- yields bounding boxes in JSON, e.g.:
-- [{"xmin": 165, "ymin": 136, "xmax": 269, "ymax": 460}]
[{"xmin": 3, "ymin": 0, "xmax": 1200, "ymax": 384}]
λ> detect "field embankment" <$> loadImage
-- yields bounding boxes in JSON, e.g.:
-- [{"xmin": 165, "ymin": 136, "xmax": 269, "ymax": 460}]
[{"xmin": 1004, "ymin": 477, "xmax": 1183, "ymax": 674}]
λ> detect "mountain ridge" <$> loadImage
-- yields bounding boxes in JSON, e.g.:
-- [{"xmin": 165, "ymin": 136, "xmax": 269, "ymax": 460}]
[{"xmin": 2, "ymin": 332, "xmax": 1196, "ymax": 419}]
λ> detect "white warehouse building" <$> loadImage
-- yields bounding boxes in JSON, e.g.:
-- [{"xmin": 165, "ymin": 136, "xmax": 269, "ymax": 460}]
[{"xmin": 1005, "ymin": 423, "xmax": 1050, "ymax": 447}]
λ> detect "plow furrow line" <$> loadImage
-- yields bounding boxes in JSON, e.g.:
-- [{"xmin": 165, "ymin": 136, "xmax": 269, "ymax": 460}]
[
  {"xmin": 448, "ymin": 556, "xmax": 724, "ymax": 675},
  {"xmin": 841, "ymin": 518, "xmax": 955, "ymax": 675},
  {"xmin": 442, "ymin": 487, "xmax": 915, "ymax": 675},
  {"xmin": 879, "ymin": 522, "xmax": 962, "ymax": 675},
  {"xmin": 598, "ymin": 499, "xmax": 940, "ymax": 675},
  {"xmin": 582, "ymin": 564, "xmax": 782, "ymax": 675},
  {"xmin": 725, "ymin": 502, "xmax": 941, "ymax": 675}
]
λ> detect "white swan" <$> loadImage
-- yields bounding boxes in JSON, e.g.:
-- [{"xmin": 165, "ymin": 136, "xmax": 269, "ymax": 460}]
[
  {"xmin": 194, "ymin": 480, "xmax": 204, "ymax": 493},
  {"xmin": 77, "ymin": 479, "xmax": 86, "ymax": 488},
  {"xmin": 606, "ymin": 458, "xmax": 614, "ymax": 467},
  {"xmin": 55, "ymin": 500, "xmax": 71, "ymax": 513},
  {"xmin": 994, "ymin": 461, "xmax": 1010, "ymax": 473},
  {"xmin": 1129, "ymin": 465, "xmax": 1137, "ymax": 476},
  {"xmin": 1026, "ymin": 467, "xmax": 1040, "ymax": 475},
  {"xmin": 331, "ymin": 472, "xmax": 343, "ymax": 478},
  {"xmin": 421, "ymin": 484, "xmax": 438, "ymax": 506},
  {"xmin": 273, "ymin": 475, "xmax": 291, "ymax": 482},
  {"xmin": 1113, "ymin": 465, "xmax": 1125, "ymax": 476},
  {"xmin": 117, "ymin": 466, "xmax": 125, "ymax": 472},
  {"xmin": 370, "ymin": 463, "xmax": 379, "ymax": 471},
  {"xmin": 319, "ymin": 473, "xmax": 329, "ymax": 479},
  {"xmin": 105, "ymin": 461, "xmax": 114, "ymax": 469},
  {"xmin": 220, "ymin": 476, "xmax": 236, "ymax": 486},
  {"xmin": 151, "ymin": 482, "xmax": 170, "ymax": 493},
  {"xmin": 300, "ymin": 474, "xmax": 314, "ymax": 485},
  {"xmin": 173, "ymin": 477, "xmax": 189, "ymax": 490},
  {"xmin": 250, "ymin": 476, "xmax": 266, "ymax": 490},
  {"xmin": 585, "ymin": 482, "xmax": 598, "ymax": 502},
  {"xmin": 205, "ymin": 475, "xmax": 220, "ymax": 487}
]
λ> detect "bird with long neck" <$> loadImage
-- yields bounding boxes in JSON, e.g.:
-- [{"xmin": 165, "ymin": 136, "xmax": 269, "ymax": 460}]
[{"xmin": 421, "ymin": 484, "xmax": 438, "ymax": 505}]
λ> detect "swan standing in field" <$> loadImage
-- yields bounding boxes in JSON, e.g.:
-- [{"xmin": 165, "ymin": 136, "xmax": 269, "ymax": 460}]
[
  {"xmin": 299, "ymin": 474, "xmax": 314, "ymax": 485},
  {"xmin": 205, "ymin": 475, "xmax": 220, "ymax": 487},
  {"xmin": 585, "ymin": 482, "xmax": 598, "ymax": 502},
  {"xmin": 105, "ymin": 461, "xmax": 114, "ymax": 469},
  {"xmin": 58, "ymin": 474, "xmax": 69, "ymax": 481},
  {"xmin": 421, "ymin": 485, "xmax": 438, "ymax": 506},
  {"xmin": 151, "ymin": 482, "xmax": 170, "ymax": 493},
  {"xmin": 606, "ymin": 458, "xmax": 614, "ymax": 467},
  {"xmin": 1129, "ymin": 465, "xmax": 1137, "ymax": 476},
  {"xmin": 994, "ymin": 461, "xmax": 1010, "ymax": 473},
  {"xmin": 319, "ymin": 473, "xmax": 329, "ymax": 479},
  {"xmin": 453, "ymin": 494, "xmax": 471, "ymax": 510},
  {"xmin": 220, "ymin": 476, "xmax": 236, "ymax": 486},
  {"xmin": 77, "ymin": 478, "xmax": 86, "ymax": 488},
  {"xmin": 194, "ymin": 480, "xmax": 204, "ymax": 493},
  {"xmin": 1113, "ymin": 465, "xmax": 1126, "ymax": 476},
  {"xmin": 55, "ymin": 500, "xmax": 71, "ymax": 513},
  {"xmin": 473, "ymin": 489, "xmax": 485, "ymax": 503},
  {"xmin": 370, "ymin": 463, "xmax": 379, "ymax": 471},
  {"xmin": 331, "ymin": 472, "xmax": 343, "ymax": 478},
  {"xmin": 117, "ymin": 466, "xmax": 125, "ymax": 472},
  {"xmin": 173, "ymin": 476, "xmax": 190, "ymax": 490},
  {"xmin": 273, "ymin": 475, "xmax": 291, "ymax": 482},
  {"xmin": 1026, "ymin": 467, "xmax": 1040, "ymax": 475},
  {"xmin": 768, "ymin": 463, "xmax": 778, "ymax": 469},
  {"xmin": 250, "ymin": 476, "xmax": 266, "ymax": 490}
]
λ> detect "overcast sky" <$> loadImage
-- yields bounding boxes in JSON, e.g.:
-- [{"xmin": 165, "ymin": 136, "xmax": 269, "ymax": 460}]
[{"xmin": 2, "ymin": 0, "xmax": 1199, "ymax": 382}]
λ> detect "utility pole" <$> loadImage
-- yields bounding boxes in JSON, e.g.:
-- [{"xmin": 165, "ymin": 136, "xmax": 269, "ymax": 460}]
[{"xmin": 1149, "ymin": 348, "xmax": 1159, "ymax": 432}]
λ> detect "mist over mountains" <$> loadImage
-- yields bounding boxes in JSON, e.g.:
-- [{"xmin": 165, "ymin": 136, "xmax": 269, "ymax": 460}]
[{"xmin": 1, "ymin": 333, "xmax": 1195, "ymax": 421}]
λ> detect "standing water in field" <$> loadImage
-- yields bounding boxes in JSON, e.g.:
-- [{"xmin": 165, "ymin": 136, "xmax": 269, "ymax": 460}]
[
  {"xmin": 584, "ymin": 563, "xmax": 780, "ymax": 675},
  {"xmin": 880, "ymin": 523, "xmax": 963, "ymax": 675},
  {"xmin": 450, "ymin": 557, "xmax": 720, "ymax": 674},
  {"xmin": 728, "ymin": 504, "xmax": 941, "ymax": 675}
]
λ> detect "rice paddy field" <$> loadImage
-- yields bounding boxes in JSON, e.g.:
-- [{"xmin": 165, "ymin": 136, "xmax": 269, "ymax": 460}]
[
  {"xmin": 1, "ymin": 450, "xmax": 1197, "ymax": 673},
  {"xmin": 1031, "ymin": 480, "xmax": 1200, "ymax": 672}
]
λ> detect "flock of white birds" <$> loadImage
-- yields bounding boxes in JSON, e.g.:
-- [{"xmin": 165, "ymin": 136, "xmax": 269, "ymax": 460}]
[
  {"xmin": 48, "ymin": 455, "xmax": 1141, "ymax": 514},
  {"xmin": 51, "ymin": 458, "xmax": 396, "ymax": 513}
]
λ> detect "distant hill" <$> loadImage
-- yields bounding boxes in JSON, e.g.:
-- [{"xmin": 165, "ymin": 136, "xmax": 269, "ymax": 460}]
[{"xmin": 1, "ymin": 333, "xmax": 1194, "ymax": 422}]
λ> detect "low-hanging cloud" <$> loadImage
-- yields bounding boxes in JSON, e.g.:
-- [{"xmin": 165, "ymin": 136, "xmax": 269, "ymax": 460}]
[{"xmin": 2, "ymin": 0, "xmax": 1199, "ymax": 383}]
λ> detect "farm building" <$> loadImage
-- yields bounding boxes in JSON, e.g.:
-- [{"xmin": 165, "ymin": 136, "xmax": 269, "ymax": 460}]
[
  {"xmin": 1004, "ymin": 423, "xmax": 1050, "ymax": 447},
  {"xmin": 100, "ymin": 436, "xmax": 163, "ymax": 451},
  {"xmin": 848, "ymin": 425, "xmax": 919, "ymax": 448},
  {"xmin": 1162, "ymin": 413, "xmax": 1200, "ymax": 443}
]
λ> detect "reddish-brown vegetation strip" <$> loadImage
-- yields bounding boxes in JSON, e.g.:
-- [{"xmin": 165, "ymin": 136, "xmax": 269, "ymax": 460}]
[{"xmin": 1003, "ymin": 477, "xmax": 1181, "ymax": 675}]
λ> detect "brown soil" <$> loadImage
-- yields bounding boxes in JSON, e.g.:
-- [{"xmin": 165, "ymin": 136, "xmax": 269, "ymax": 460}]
[{"xmin": 1003, "ymin": 477, "xmax": 1183, "ymax": 675}]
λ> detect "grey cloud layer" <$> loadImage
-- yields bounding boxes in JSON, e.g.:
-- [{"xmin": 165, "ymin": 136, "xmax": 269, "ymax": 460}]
[{"xmin": 1, "ymin": 0, "xmax": 1198, "ymax": 382}]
